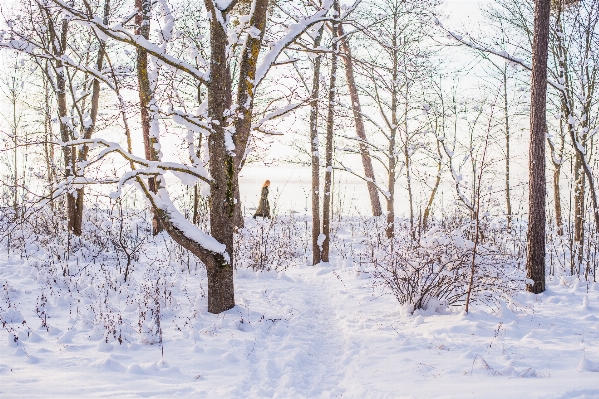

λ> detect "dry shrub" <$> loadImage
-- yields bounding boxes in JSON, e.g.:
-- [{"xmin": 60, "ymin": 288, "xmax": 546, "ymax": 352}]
[
  {"xmin": 234, "ymin": 213, "xmax": 308, "ymax": 271},
  {"xmin": 335, "ymin": 217, "xmax": 527, "ymax": 310},
  {"xmin": 374, "ymin": 227, "xmax": 526, "ymax": 309}
]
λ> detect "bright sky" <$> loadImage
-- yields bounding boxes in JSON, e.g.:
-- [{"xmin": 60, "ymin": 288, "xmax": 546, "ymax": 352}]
[{"xmin": 1, "ymin": 0, "xmax": 534, "ymax": 215}]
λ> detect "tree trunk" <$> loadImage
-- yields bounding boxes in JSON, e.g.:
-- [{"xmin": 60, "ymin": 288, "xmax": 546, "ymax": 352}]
[
  {"xmin": 404, "ymin": 100, "xmax": 414, "ymax": 239},
  {"xmin": 43, "ymin": 72, "xmax": 55, "ymax": 211},
  {"xmin": 386, "ymin": 16, "xmax": 399, "ymax": 239},
  {"xmin": 51, "ymin": 18, "xmax": 77, "ymax": 234},
  {"xmin": 322, "ymin": 10, "xmax": 339, "ymax": 263},
  {"xmin": 553, "ymin": 164, "xmax": 563, "ymax": 235},
  {"xmin": 423, "ymin": 139, "xmax": 442, "ymax": 230},
  {"xmin": 338, "ymin": 24, "xmax": 382, "ymax": 217},
  {"xmin": 205, "ymin": 1, "xmax": 235, "ymax": 313},
  {"xmin": 232, "ymin": 0, "xmax": 269, "ymax": 229},
  {"xmin": 548, "ymin": 111, "xmax": 565, "ymax": 236},
  {"xmin": 386, "ymin": 138, "xmax": 396, "ymax": 239},
  {"xmin": 310, "ymin": 25, "xmax": 325, "ymax": 265},
  {"xmin": 526, "ymin": 0, "xmax": 550, "ymax": 294},
  {"xmin": 503, "ymin": 64, "xmax": 513, "ymax": 230},
  {"xmin": 11, "ymin": 77, "xmax": 18, "ymax": 218},
  {"xmin": 135, "ymin": 0, "xmax": 162, "ymax": 235},
  {"xmin": 573, "ymin": 152, "xmax": 585, "ymax": 267},
  {"xmin": 73, "ymin": 0, "xmax": 110, "ymax": 236}
]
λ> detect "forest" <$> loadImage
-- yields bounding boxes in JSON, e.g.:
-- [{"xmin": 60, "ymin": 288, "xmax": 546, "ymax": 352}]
[{"xmin": 0, "ymin": 0, "xmax": 598, "ymax": 397}]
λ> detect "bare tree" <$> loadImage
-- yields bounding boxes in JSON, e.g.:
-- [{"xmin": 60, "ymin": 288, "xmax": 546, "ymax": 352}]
[
  {"xmin": 134, "ymin": 0, "xmax": 162, "ymax": 235},
  {"xmin": 0, "ymin": 59, "xmax": 25, "ymax": 218},
  {"xmin": 337, "ymin": 0, "xmax": 439, "ymax": 238},
  {"xmin": 460, "ymin": 0, "xmax": 599, "ymax": 255},
  {"xmin": 338, "ymin": 23, "xmax": 382, "ymax": 217},
  {"xmin": 2, "ymin": 0, "xmax": 340, "ymax": 313},
  {"xmin": 72, "ymin": 0, "xmax": 111, "ymax": 236},
  {"xmin": 309, "ymin": 23, "xmax": 325, "ymax": 265},
  {"xmin": 526, "ymin": 0, "xmax": 551, "ymax": 294},
  {"xmin": 321, "ymin": 0, "xmax": 340, "ymax": 263}
]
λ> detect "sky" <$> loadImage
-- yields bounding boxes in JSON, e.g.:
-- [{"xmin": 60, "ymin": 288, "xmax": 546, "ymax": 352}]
[
  {"xmin": 0, "ymin": 0, "xmax": 536, "ymax": 217},
  {"xmin": 240, "ymin": 0, "xmax": 533, "ymax": 216}
]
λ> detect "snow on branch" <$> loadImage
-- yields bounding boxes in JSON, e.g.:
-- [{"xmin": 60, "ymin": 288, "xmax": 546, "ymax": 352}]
[
  {"xmin": 169, "ymin": 110, "xmax": 212, "ymax": 134},
  {"xmin": 152, "ymin": 188, "xmax": 228, "ymax": 257},
  {"xmin": 254, "ymin": 0, "xmax": 335, "ymax": 87},
  {"xmin": 0, "ymin": 41, "xmax": 117, "ymax": 91},
  {"xmin": 433, "ymin": 17, "xmax": 598, "ymax": 218},
  {"xmin": 253, "ymin": 0, "xmax": 362, "ymax": 87},
  {"xmin": 49, "ymin": 0, "xmax": 210, "ymax": 85},
  {"xmin": 435, "ymin": 21, "xmax": 565, "ymax": 92},
  {"xmin": 57, "ymin": 138, "xmax": 212, "ymax": 185},
  {"xmin": 252, "ymin": 102, "xmax": 305, "ymax": 131},
  {"xmin": 337, "ymin": 132, "xmax": 389, "ymax": 157},
  {"xmin": 333, "ymin": 160, "xmax": 391, "ymax": 200}
]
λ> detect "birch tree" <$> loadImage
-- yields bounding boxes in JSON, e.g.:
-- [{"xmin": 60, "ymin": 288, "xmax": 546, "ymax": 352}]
[{"xmin": 320, "ymin": 0, "xmax": 340, "ymax": 263}]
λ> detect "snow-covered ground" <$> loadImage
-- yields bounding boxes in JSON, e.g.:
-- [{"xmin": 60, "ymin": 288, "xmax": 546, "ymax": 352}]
[{"xmin": 1, "ymin": 230, "xmax": 598, "ymax": 398}]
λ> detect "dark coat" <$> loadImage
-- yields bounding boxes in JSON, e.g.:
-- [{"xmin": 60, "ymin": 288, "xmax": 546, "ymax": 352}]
[{"xmin": 253, "ymin": 186, "xmax": 270, "ymax": 218}]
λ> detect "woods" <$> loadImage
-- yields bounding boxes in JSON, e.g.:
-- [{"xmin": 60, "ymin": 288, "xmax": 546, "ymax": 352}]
[
  {"xmin": 0, "ymin": 0, "xmax": 597, "ymax": 306},
  {"xmin": 0, "ymin": 0, "xmax": 598, "ymax": 395}
]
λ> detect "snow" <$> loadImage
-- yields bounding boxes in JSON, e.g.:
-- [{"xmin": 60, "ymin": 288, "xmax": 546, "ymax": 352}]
[
  {"xmin": 254, "ymin": 1, "xmax": 333, "ymax": 87},
  {"xmin": 214, "ymin": 0, "xmax": 235, "ymax": 12},
  {"xmin": 1, "ymin": 219, "xmax": 598, "ymax": 398},
  {"xmin": 153, "ymin": 188, "xmax": 227, "ymax": 256},
  {"xmin": 317, "ymin": 233, "xmax": 326, "ymax": 246}
]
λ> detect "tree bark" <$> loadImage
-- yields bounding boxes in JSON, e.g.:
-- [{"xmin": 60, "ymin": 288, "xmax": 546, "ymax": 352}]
[
  {"xmin": 547, "ymin": 115, "xmax": 564, "ymax": 236},
  {"xmin": 423, "ymin": 138, "xmax": 442, "ymax": 230},
  {"xmin": 404, "ymin": 96, "xmax": 414, "ymax": 239},
  {"xmin": 338, "ymin": 24, "xmax": 382, "ymax": 217},
  {"xmin": 72, "ymin": 0, "xmax": 110, "ymax": 236},
  {"xmin": 322, "ymin": 8, "xmax": 339, "ymax": 263},
  {"xmin": 526, "ymin": 0, "xmax": 550, "ymax": 294},
  {"xmin": 10, "ymin": 66, "xmax": 18, "ymax": 219},
  {"xmin": 553, "ymin": 164, "xmax": 563, "ymax": 234},
  {"xmin": 386, "ymin": 141, "xmax": 395, "ymax": 239},
  {"xmin": 135, "ymin": 0, "xmax": 162, "ymax": 235},
  {"xmin": 310, "ymin": 25, "xmax": 325, "ymax": 265},
  {"xmin": 204, "ymin": 0, "xmax": 236, "ymax": 313},
  {"xmin": 573, "ymin": 152, "xmax": 585, "ymax": 266},
  {"xmin": 386, "ymin": 16, "xmax": 399, "ymax": 239},
  {"xmin": 43, "ymin": 71, "xmax": 55, "ymax": 211},
  {"xmin": 232, "ymin": 0, "xmax": 269, "ymax": 228},
  {"xmin": 50, "ymin": 17, "xmax": 77, "ymax": 234},
  {"xmin": 503, "ymin": 64, "xmax": 513, "ymax": 230}
]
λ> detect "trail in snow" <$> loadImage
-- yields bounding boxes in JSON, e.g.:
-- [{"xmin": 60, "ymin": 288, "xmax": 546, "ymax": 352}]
[{"xmin": 237, "ymin": 267, "xmax": 347, "ymax": 398}]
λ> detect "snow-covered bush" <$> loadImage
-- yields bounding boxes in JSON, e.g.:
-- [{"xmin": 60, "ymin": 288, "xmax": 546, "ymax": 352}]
[
  {"xmin": 373, "ymin": 226, "xmax": 526, "ymax": 310},
  {"xmin": 334, "ymin": 216, "xmax": 527, "ymax": 310},
  {"xmin": 0, "ymin": 201, "xmax": 188, "ymax": 346},
  {"xmin": 234, "ymin": 214, "xmax": 309, "ymax": 271}
]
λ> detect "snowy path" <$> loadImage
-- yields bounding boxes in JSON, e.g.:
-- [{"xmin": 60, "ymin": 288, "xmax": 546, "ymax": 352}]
[{"xmin": 237, "ymin": 267, "xmax": 347, "ymax": 398}]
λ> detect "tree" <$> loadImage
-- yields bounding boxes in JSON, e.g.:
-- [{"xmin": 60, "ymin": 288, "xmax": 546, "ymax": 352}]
[
  {"xmin": 527, "ymin": 0, "xmax": 551, "ymax": 294},
  {"xmin": 442, "ymin": 0, "xmax": 599, "ymax": 280},
  {"xmin": 135, "ymin": 0, "xmax": 162, "ymax": 235},
  {"xmin": 309, "ymin": 22, "xmax": 325, "ymax": 265},
  {"xmin": 2, "ymin": 0, "xmax": 338, "ymax": 313},
  {"xmin": 0, "ymin": 57, "xmax": 28, "ymax": 219},
  {"xmin": 336, "ymin": 0, "xmax": 438, "ymax": 238},
  {"xmin": 321, "ymin": 0, "xmax": 340, "ymax": 263},
  {"xmin": 338, "ymin": 23, "xmax": 382, "ymax": 217}
]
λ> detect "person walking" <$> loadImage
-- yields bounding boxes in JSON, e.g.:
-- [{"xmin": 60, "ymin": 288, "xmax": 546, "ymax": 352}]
[{"xmin": 253, "ymin": 180, "xmax": 271, "ymax": 218}]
